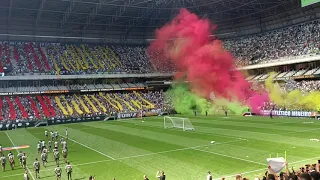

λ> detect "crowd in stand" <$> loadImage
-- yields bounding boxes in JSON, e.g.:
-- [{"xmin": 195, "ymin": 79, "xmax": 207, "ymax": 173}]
[
  {"xmin": 225, "ymin": 20, "xmax": 320, "ymax": 65},
  {"xmin": 1, "ymin": 20, "xmax": 320, "ymax": 76},
  {"xmin": 285, "ymin": 80, "xmax": 320, "ymax": 94},
  {"xmin": 234, "ymin": 161, "xmax": 320, "ymax": 180},
  {"xmin": 0, "ymin": 91, "xmax": 166, "ymax": 122}
]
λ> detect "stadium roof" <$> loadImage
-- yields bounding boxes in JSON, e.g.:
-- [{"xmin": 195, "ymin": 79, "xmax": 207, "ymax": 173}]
[{"xmin": 0, "ymin": 0, "xmax": 312, "ymax": 42}]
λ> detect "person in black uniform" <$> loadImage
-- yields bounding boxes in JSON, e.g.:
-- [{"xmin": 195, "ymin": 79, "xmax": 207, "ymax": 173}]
[
  {"xmin": 156, "ymin": 171, "xmax": 166, "ymax": 180},
  {"xmin": 269, "ymin": 109, "xmax": 273, "ymax": 119}
]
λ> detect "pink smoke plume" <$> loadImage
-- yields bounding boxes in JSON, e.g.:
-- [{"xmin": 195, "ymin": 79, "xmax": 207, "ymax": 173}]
[{"xmin": 148, "ymin": 8, "xmax": 268, "ymax": 113}]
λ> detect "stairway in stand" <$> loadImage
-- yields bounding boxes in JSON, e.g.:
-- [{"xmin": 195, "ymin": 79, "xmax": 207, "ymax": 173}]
[
  {"xmin": 15, "ymin": 97, "xmax": 28, "ymax": 119},
  {"xmin": 5, "ymin": 97, "xmax": 16, "ymax": 120},
  {"xmin": 37, "ymin": 96, "xmax": 51, "ymax": 117},
  {"xmin": 44, "ymin": 96, "xmax": 56, "ymax": 117},
  {"xmin": 0, "ymin": 98, "xmax": 3, "ymax": 121},
  {"xmin": 27, "ymin": 96, "xmax": 40, "ymax": 119}
]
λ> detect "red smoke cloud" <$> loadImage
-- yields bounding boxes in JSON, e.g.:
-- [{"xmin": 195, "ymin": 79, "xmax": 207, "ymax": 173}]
[{"xmin": 148, "ymin": 8, "xmax": 267, "ymax": 112}]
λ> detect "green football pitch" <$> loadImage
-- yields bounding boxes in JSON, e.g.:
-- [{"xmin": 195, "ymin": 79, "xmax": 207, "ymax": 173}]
[{"xmin": 0, "ymin": 116, "xmax": 319, "ymax": 180}]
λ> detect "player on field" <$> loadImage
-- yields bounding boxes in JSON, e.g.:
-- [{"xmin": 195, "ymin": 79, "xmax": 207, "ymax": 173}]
[
  {"xmin": 65, "ymin": 129, "xmax": 68, "ymax": 140},
  {"xmin": 8, "ymin": 151, "xmax": 15, "ymax": 170},
  {"xmin": 18, "ymin": 151, "xmax": 24, "ymax": 167},
  {"xmin": 54, "ymin": 165, "xmax": 62, "ymax": 180},
  {"xmin": 41, "ymin": 151, "xmax": 48, "ymax": 167},
  {"xmin": 22, "ymin": 153, "xmax": 27, "ymax": 170},
  {"xmin": 54, "ymin": 149, "xmax": 60, "ymax": 166},
  {"xmin": 55, "ymin": 130, "xmax": 59, "ymax": 140},
  {"xmin": 65, "ymin": 162, "xmax": 72, "ymax": 180},
  {"xmin": 156, "ymin": 171, "xmax": 166, "ymax": 180},
  {"xmin": 207, "ymin": 171, "xmax": 212, "ymax": 180},
  {"xmin": 62, "ymin": 148, "xmax": 68, "ymax": 163},
  {"xmin": 33, "ymin": 158, "xmax": 41, "ymax": 179},
  {"xmin": 37, "ymin": 141, "xmax": 41, "ymax": 154},
  {"xmin": 42, "ymin": 146, "xmax": 48, "ymax": 154},
  {"xmin": 41, "ymin": 140, "xmax": 46, "ymax": 151},
  {"xmin": 48, "ymin": 140, "xmax": 52, "ymax": 152},
  {"xmin": 45, "ymin": 130, "xmax": 48, "ymax": 139},
  {"xmin": 144, "ymin": 175, "xmax": 149, "ymax": 180},
  {"xmin": 51, "ymin": 131, "xmax": 55, "ymax": 141},
  {"xmin": 61, "ymin": 139, "xmax": 67, "ymax": 150},
  {"xmin": 0, "ymin": 144, "xmax": 3, "ymax": 156},
  {"xmin": 54, "ymin": 141, "xmax": 59, "ymax": 149},
  {"xmin": 1, "ymin": 154, "xmax": 6, "ymax": 172},
  {"xmin": 24, "ymin": 170, "xmax": 30, "ymax": 180}
]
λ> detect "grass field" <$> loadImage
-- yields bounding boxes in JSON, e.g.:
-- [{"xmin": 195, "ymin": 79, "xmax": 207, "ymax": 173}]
[{"xmin": 0, "ymin": 115, "xmax": 319, "ymax": 180}]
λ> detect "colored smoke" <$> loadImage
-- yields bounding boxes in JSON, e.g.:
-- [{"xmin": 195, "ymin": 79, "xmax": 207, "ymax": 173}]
[
  {"xmin": 265, "ymin": 73, "xmax": 320, "ymax": 111},
  {"xmin": 148, "ymin": 8, "xmax": 267, "ymax": 114},
  {"xmin": 165, "ymin": 83, "xmax": 211, "ymax": 114}
]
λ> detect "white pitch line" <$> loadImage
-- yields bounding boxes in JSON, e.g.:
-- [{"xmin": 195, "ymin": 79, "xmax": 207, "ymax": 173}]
[
  {"xmin": 2, "ymin": 145, "xmax": 320, "ymax": 179},
  {"xmin": 59, "ymin": 135, "xmax": 116, "ymax": 160},
  {"xmin": 194, "ymin": 148, "xmax": 266, "ymax": 166},
  {"xmin": 117, "ymin": 139, "xmax": 244, "ymax": 161},
  {"xmin": 0, "ymin": 139, "xmax": 244, "ymax": 179},
  {"xmin": 5, "ymin": 132, "xmax": 36, "ymax": 180},
  {"xmin": 290, "ymin": 156, "xmax": 320, "ymax": 164},
  {"xmin": 213, "ymin": 168, "xmax": 267, "ymax": 180}
]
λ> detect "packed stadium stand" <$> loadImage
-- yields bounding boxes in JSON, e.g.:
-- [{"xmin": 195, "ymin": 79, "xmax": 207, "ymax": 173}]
[
  {"xmin": 2, "ymin": 18, "xmax": 320, "ymax": 76},
  {"xmin": 0, "ymin": 91, "xmax": 165, "ymax": 122},
  {"xmin": 1, "ymin": 23, "xmax": 320, "ymax": 77},
  {"xmin": 1, "ymin": 0, "xmax": 320, "ymax": 179}
]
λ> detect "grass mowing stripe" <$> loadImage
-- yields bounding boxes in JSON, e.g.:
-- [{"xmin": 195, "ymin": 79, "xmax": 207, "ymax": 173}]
[
  {"xmin": 213, "ymin": 168, "xmax": 267, "ymax": 180},
  {"xmin": 116, "ymin": 119, "xmax": 242, "ymax": 140},
  {"xmin": 5, "ymin": 132, "xmax": 36, "ymax": 180},
  {"xmin": 117, "ymin": 139, "xmax": 245, "ymax": 160},
  {"xmin": 115, "ymin": 119, "xmax": 319, "ymax": 152},
  {"xmin": 113, "ymin": 120, "xmax": 239, "ymax": 140},
  {"xmin": 193, "ymin": 147, "xmax": 266, "ymax": 166},
  {"xmin": 70, "ymin": 124, "xmax": 186, "ymax": 152},
  {"xmin": 0, "ymin": 140, "xmax": 242, "ymax": 178},
  {"xmin": 59, "ymin": 134, "xmax": 116, "ymax": 160}
]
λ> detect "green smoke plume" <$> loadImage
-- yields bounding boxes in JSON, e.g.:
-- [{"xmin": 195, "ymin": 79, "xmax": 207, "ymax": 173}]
[{"xmin": 165, "ymin": 83, "xmax": 248, "ymax": 115}]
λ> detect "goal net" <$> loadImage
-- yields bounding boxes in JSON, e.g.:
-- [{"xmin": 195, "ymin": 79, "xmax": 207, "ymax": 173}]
[{"xmin": 164, "ymin": 116, "xmax": 195, "ymax": 131}]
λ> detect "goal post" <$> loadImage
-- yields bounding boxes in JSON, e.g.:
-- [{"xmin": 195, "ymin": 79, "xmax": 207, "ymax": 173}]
[{"xmin": 164, "ymin": 116, "xmax": 195, "ymax": 131}]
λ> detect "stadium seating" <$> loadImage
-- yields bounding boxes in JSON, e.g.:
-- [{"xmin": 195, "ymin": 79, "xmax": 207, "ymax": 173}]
[
  {"xmin": 225, "ymin": 21, "xmax": 320, "ymax": 65},
  {"xmin": 1, "ymin": 20, "xmax": 320, "ymax": 76},
  {"xmin": 15, "ymin": 96, "xmax": 28, "ymax": 119},
  {"xmin": 0, "ymin": 91, "xmax": 164, "ymax": 121}
]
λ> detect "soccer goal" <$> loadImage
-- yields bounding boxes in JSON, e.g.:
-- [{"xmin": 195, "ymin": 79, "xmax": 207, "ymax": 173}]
[{"xmin": 164, "ymin": 116, "xmax": 195, "ymax": 131}]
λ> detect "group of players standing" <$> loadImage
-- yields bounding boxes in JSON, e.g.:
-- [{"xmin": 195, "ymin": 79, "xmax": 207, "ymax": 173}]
[{"xmin": 0, "ymin": 129, "xmax": 73, "ymax": 180}]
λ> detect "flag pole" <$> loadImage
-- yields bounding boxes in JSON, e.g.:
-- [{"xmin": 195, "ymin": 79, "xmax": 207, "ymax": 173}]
[{"xmin": 285, "ymin": 151, "xmax": 287, "ymax": 160}]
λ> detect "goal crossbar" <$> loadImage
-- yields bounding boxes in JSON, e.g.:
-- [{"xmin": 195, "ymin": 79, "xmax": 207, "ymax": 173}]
[{"xmin": 164, "ymin": 116, "xmax": 195, "ymax": 131}]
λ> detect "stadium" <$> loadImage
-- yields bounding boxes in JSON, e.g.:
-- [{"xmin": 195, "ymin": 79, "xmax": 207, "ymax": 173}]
[{"xmin": 0, "ymin": 0, "xmax": 319, "ymax": 179}]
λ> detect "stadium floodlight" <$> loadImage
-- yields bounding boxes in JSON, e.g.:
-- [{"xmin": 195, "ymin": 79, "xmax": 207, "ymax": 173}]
[{"xmin": 164, "ymin": 116, "xmax": 195, "ymax": 131}]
